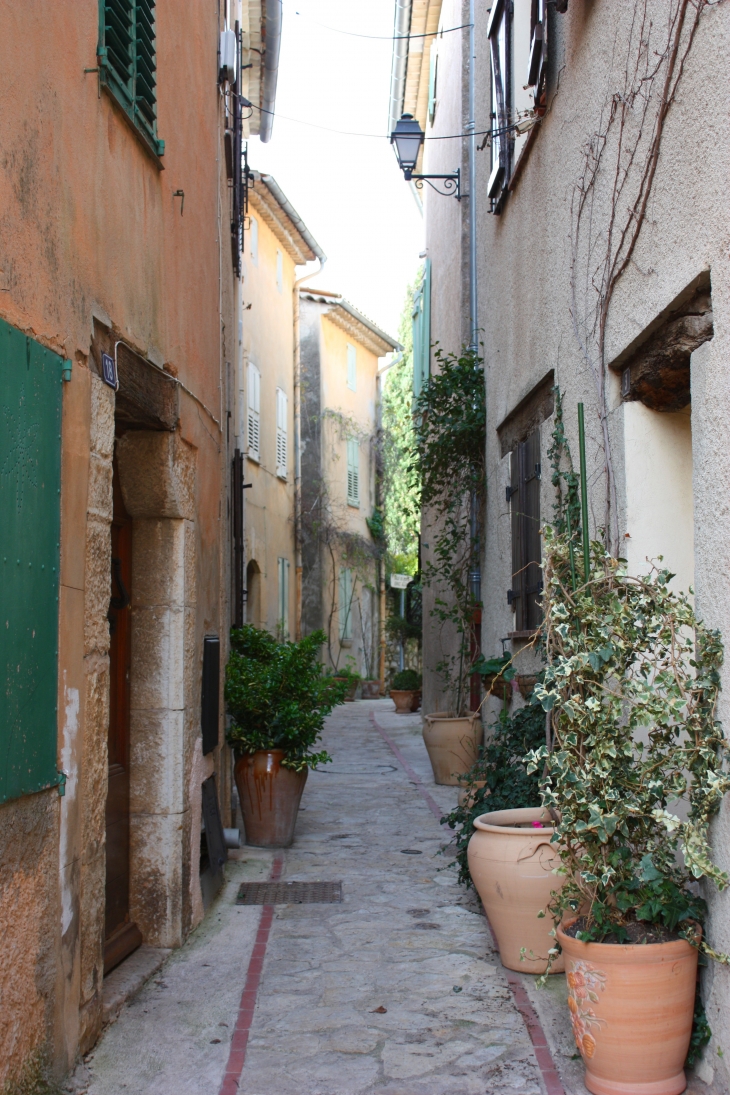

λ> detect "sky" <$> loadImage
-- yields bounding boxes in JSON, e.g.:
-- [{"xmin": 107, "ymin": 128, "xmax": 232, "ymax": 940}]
[{"xmin": 246, "ymin": 0, "xmax": 425, "ymax": 339}]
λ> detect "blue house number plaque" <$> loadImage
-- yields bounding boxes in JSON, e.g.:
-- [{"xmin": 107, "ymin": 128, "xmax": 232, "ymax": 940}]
[{"xmin": 101, "ymin": 352, "xmax": 118, "ymax": 390}]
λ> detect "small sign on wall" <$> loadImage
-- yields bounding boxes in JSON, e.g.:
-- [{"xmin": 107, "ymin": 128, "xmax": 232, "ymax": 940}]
[
  {"xmin": 101, "ymin": 352, "xmax": 118, "ymax": 390},
  {"xmin": 390, "ymin": 573, "xmax": 413, "ymax": 590}
]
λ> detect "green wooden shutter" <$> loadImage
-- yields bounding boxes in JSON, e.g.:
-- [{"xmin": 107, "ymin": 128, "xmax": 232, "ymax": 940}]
[
  {"xmin": 412, "ymin": 259, "xmax": 431, "ymax": 399},
  {"xmin": 427, "ymin": 47, "xmax": 438, "ymax": 124},
  {"xmin": 99, "ymin": 0, "xmax": 164, "ymax": 156},
  {"xmin": 0, "ymin": 319, "xmax": 63, "ymax": 804}
]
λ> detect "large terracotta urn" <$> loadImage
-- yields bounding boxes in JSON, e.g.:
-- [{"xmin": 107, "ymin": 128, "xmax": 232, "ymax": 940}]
[
  {"xmin": 557, "ymin": 921, "xmax": 698, "ymax": 1095},
  {"xmin": 422, "ymin": 713, "xmax": 483, "ymax": 785},
  {"xmin": 234, "ymin": 749, "xmax": 307, "ymax": 848},
  {"xmin": 467, "ymin": 806, "xmax": 564, "ymax": 974}
]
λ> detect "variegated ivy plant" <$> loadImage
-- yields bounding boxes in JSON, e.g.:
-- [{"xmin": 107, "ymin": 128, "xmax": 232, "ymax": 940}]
[
  {"xmin": 527, "ymin": 527, "xmax": 730, "ymax": 964},
  {"xmin": 525, "ymin": 390, "xmax": 730, "ymax": 966}
]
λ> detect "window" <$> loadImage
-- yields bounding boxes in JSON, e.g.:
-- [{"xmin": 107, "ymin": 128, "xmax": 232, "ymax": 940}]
[
  {"xmin": 527, "ymin": 0, "xmax": 547, "ymax": 96},
  {"xmin": 508, "ymin": 428, "xmax": 542, "ymax": 632},
  {"xmin": 346, "ymin": 439, "xmax": 360, "ymax": 507},
  {"xmin": 339, "ymin": 567, "xmax": 354, "ymax": 641},
  {"xmin": 276, "ymin": 249, "xmax": 283, "ymax": 293},
  {"xmin": 427, "ymin": 45, "xmax": 438, "ymax": 125},
  {"xmin": 277, "ymin": 558, "xmax": 290, "ymax": 639},
  {"xmin": 249, "ymin": 216, "xmax": 258, "ymax": 265},
  {"xmin": 412, "ymin": 259, "xmax": 431, "ymax": 398},
  {"xmin": 247, "ymin": 362, "xmax": 260, "ymax": 462},
  {"xmin": 276, "ymin": 388, "xmax": 288, "ymax": 480},
  {"xmin": 346, "ymin": 343, "xmax": 357, "ymax": 391},
  {"xmin": 98, "ymin": 0, "xmax": 165, "ymax": 157},
  {"xmin": 488, "ymin": 0, "xmax": 510, "ymax": 206}
]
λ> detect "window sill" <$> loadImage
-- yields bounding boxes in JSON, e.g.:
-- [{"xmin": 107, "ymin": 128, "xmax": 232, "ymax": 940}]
[
  {"xmin": 508, "ymin": 629, "xmax": 539, "ymax": 641},
  {"xmin": 347, "ymin": 502, "xmax": 360, "ymax": 509},
  {"xmin": 101, "ymin": 83, "xmax": 165, "ymax": 171},
  {"xmin": 276, "ymin": 471, "xmax": 287, "ymax": 482},
  {"xmin": 247, "ymin": 453, "xmax": 260, "ymax": 465}
]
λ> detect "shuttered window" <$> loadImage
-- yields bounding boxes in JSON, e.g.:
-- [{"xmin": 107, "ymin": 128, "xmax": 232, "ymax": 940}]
[
  {"xmin": 276, "ymin": 388, "xmax": 288, "ymax": 480},
  {"xmin": 427, "ymin": 46, "xmax": 438, "ymax": 124},
  {"xmin": 339, "ymin": 567, "xmax": 354, "ymax": 640},
  {"xmin": 508, "ymin": 428, "xmax": 542, "ymax": 632},
  {"xmin": 0, "ymin": 319, "xmax": 64, "ymax": 804},
  {"xmin": 278, "ymin": 558, "xmax": 290, "ymax": 639},
  {"xmin": 412, "ymin": 259, "xmax": 431, "ymax": 399},
  {"xmin": 528, "ymin": 0, "xmax": 547, "ymax": 92},
  {"xmin": 99, "ymin": 0, "xmax": 165, "ymax": 157},
  {"xmin": 346, "ymin": 439, "xmax": 360, "ymax": 508},
  {"xmin": 247, "ymin": 362, "xmax": 260, "ymax": 462},
  {"xmin": 346, "ymin": 343, "xmax": 357, "ymax": 391},
  {"xmin": 488, "ymin": 0, "xmax": 510, "ymax": 205}
]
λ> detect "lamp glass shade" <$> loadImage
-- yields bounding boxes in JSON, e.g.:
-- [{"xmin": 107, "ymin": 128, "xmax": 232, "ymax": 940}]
[{"xmin": 391, "ymin": 114, "xmax": 424, "ymax": 172}]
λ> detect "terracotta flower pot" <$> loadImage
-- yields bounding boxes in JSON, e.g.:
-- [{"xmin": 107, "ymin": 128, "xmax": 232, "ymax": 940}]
[
  {"xmin": 467, "ymin": 806, "xmax": 564, "ymax": 974},
  {"xmin": 234, "ymin": 750, "xmax": 307, "ymax": 848},
  {"xmin": 334, "ymin": 676, "xmax": 358, "ymax": 701},
  {"xmin": 557, "ymin": 921, "xmax": 698, "ymax": 1095},
  {"xmin": 422, "ymin": 713, "xmax": 483, "ymax": 785},
  {"xmin": 360, "ymin": 679, "xmax": 381, "ymax": 699},
  {"xmin": 410, "ymin": 689, "xmax": 422, "ymax": 712},
  {"xmin": 390, "ymin": 688, "xmax": 416, "ymax": 714}
]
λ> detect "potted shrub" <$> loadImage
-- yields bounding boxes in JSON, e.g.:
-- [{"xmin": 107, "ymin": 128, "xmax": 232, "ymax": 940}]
[
  {"xmin": 527, "ymin": 530, "xmax": 730, "ymax": 1095},
  {"xmin": 390, "ymin": 668, "xmax": 422, "ymax": 713},
  {"xmin": 332, "ymin": 658, "xmax": 360, "ymax": 702},
  {"xmin": 444, "ymin": 697, "xmax": 563, "ymax": 973},
  {"xmin": 472, "ymin": 652, "xmax": 514, "ymax": 703},
  {"xmin": 360, "ymin": 678, "xmax": 381, "ymax": 699},
  {"xmin": 226, "ymin": 626, "xmax": 347, "ymax": 847}
]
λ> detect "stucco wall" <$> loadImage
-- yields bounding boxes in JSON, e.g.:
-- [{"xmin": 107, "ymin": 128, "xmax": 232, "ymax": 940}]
[
  {"xmin": 0, "ymin": 0, "xmax": 235, "ymax": 1084},
  {"xmin": 240, "ymin": 210, "xmax": 297, "ymax": 636}
]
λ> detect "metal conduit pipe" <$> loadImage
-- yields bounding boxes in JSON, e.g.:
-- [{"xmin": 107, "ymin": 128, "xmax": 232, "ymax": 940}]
[
  {"xmin": 259, "ymin": 0, "xmax": 282, "ymax": 143},
  {"xmin": 388, "ymin": 0, "xmax": 413, "ymax": 135}
]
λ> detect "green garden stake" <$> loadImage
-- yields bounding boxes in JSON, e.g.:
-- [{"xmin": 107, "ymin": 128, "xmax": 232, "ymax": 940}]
[{"xmin": 577, "ymin": 403, "xmax": 590, "ymax": 583}]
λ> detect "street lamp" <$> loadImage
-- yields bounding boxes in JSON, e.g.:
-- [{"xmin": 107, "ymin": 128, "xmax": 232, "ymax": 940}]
[{"xmin": 390, "ymin": 114, "xmax": 461, "ymax": 199}]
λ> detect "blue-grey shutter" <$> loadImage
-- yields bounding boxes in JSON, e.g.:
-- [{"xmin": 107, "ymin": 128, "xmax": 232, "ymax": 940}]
[{"xmin": 412, "ymin": 259, "xmax": 431, "ymax": 399}]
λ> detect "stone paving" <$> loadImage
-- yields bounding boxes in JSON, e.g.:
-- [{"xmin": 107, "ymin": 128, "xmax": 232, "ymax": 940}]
[{"xmin": 70, "ymin": 699, "xmax": 718, "ymax": 1094}]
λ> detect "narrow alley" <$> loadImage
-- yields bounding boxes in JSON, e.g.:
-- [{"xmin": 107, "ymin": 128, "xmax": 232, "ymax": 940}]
[{"xmin": 69, "ymin": 701, "xmax": 551, "ymax": 1095}]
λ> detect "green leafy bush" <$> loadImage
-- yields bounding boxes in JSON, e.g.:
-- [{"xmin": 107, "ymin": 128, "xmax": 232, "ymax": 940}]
[
  {"xmin": 391, "ymin": 668, "xmax": 422, "ymax": 691},
  {"xmin": 443, "ymin": 697, "xmax": 546, "ymax": 887},
  {"xmin": 225, "ymin": 626, "xmax": 347, "ymax": 771}
]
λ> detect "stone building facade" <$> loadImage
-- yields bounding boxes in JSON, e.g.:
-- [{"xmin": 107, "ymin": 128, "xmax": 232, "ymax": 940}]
[
  {"xmin": 394, "ymin": 0, "xmax": 730, "ymax": 1079},
  {"xmin": 299, "ymin": 292, "xmax": 400, "ymax": 681},
  {"xmin": 0, "ymin": 0, "xmax": 280, "ymax": 1087}
]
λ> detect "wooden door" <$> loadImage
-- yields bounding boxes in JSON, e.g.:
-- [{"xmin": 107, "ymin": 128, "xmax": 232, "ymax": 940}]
[{"xmin": 104, "ymin": 465, "xmax": 142, "ymax": 972}]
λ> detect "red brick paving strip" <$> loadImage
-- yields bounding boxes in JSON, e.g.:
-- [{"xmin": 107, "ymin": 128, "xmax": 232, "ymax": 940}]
[
  {"xmin": 218, "ymin": 855, "xmax": 284, "ymax": 1095},
  {"xmin": 371, "ymin": 710, "xmax": 566, "ymax": 1095}
]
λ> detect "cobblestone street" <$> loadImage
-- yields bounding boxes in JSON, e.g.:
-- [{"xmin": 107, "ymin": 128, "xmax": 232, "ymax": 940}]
[{"xmin": 69, "ymin": 701, "xmax": 548, "ymax": 1094}]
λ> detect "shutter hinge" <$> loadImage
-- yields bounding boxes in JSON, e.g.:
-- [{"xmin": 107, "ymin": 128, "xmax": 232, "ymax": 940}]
[
  {"xmin": 506, "ymin": 485, "xmax": 517, "ymax": 503},
  {"xmin": 507, "ymin": 589, "xmax": 515, "ymax": 605}
]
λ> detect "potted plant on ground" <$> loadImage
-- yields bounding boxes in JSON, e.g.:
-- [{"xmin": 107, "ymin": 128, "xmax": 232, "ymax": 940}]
[
  {"xmin": 226, "ymin": 626, "xmax": 347, "ymax": 847},
  {"xmin": 415, "ymin": 347, "xmax": 487, "ymax": 784},
  {"xmin": 389, "ymin": 668, "xmax": 422, "ymax": 713},
  {"xmin": 527, "ymin": 529, "xmax": 729, "ymax": 1095},
  {"xmin": 443, "ymin": 695, "xmax": 563, "ymax": 974},
  {"xmin": 332, "ymin": 658, "xmax": 360, "ymax": 702}
]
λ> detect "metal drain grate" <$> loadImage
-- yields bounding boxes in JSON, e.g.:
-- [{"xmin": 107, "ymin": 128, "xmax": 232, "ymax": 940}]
[{"xmin": 236, "ymin": 880, "xmax": 343, "ymax": 906}]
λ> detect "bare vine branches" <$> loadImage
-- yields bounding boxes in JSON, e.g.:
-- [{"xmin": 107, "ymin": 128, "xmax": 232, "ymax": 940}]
[{"xmin": 569, "ymin": 0, "xmax": 710, "ymax": 551}]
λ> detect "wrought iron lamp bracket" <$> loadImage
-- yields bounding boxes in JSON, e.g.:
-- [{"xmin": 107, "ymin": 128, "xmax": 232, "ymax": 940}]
[{"xmin": 404, "ymin": 168, "xmax": 461, "ymax": 200}]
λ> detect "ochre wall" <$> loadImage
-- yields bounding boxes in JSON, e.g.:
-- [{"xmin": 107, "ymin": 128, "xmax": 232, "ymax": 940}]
[{"xmin": 0, "ymin": 0, "xmax": 234, "ymax": 1084}]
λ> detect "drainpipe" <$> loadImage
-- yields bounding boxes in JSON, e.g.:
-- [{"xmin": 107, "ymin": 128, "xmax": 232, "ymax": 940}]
[
  {"xmin": 293, "ymin": 255, "xmax": 326, "ymax": 640},
  {"xmin": 259, "ymin": 0, "xmax": 282, "ymax": 143},
  {"xmin": 388, "ymin": 0, "xmax": 412, "ymax": 135},
  {"xmin": 467, "ymin": 0, "xmax": 482, "ymax": 709}
]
